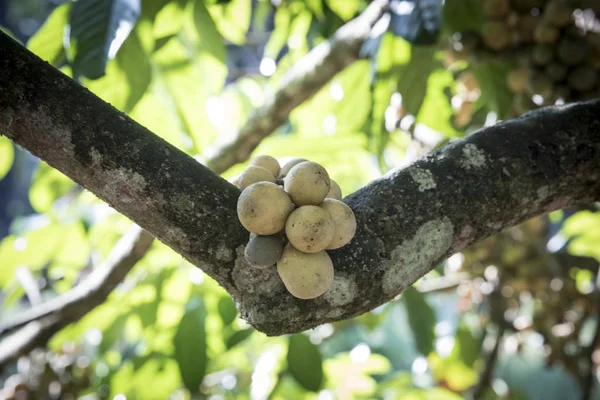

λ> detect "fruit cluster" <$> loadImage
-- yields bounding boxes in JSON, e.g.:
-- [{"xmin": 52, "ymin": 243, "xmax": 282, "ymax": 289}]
[
  {"xmin": 233, "ymin": 156, "xmax": 356, "ymax": 300},
  {"xmin": 450, "ymin": 0, "xmax": 600, "ymax": 117}
]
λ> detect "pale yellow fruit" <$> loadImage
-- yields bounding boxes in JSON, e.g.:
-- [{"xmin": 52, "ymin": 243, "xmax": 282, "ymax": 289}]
[
  {"xmin": 229, "ymin": 175, "xmax": 241, "ymax": 188},
  {"xmin": 320, "ymin": 198, "xmax": 357, "ymax": 249},
  {"xmin": 326, "ymin": 180, "xmax": 342, "ymax": 200},
  {"xmin": 284, "ymin": 161, "xmax": 330, "ymax": 206},
  {"xmin": 285, "ymin": 206, "xmax": 335, "ymax": 253},
  {"xmin": 250, "ymin": 155, "xmax": 281, "ymax": 177},
  {"xmin": 279, "ymin": 158, "xmax": 307, "ymax": 177},
  {"xmin": 277, "ymin": 244, "xmax": 334, "ymax": 299},
  {"xmin": 237, "ymin": 182, "xmax": 294, "ymax": 235},
  {"xmin": 238, "ymin": 166, "xmax": 276, "ymax": 190},
  {"xmin": 244, "ymin": 234, "xmax": 284, "ymax": 268}
]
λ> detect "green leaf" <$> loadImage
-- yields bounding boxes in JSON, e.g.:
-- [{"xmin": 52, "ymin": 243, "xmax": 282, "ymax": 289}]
[
  {"xmin": 402, "ymin": 286, "xmax": 436, "ymax": 355},
  {"xmin": 287, "ymin": 334, "xmax": 324, "ymax": 392},
  {"xmin": 264, "ymin": 7, "xmax": 291, "ymax": 59},
  {"xmin": 29, "ymin": 164, "xmax": 74, "ymax": 213},
  {"xmin": 209, "ymin": 0, "xmax": 251, "ymax": 45},
  {"xmin": 116, "ymin": 29, "xmax": 152, "ymax": 112},
  {"xmin": 0, "ymin": 137, "xmax": 14, "ymax": 179},
  {"xmin": 472, "ymin": 62, "xmax": 514, "ymax": 119},
  {"xmin": 27, "ymin": 2, "xmax": 70, "ymax": 66},
  {"xmin": 396, "ymin": 46, "xmax": 438, "ymax": 115},
  {"xmin": 218, "ymin": 296, "xmax": 238, "ymax": 326},
  {"xmin": 442, "ymin": 0, "xmax": 484, "ymax": 34},
  {"xmin": 325, "ymin": 0, "xmax": 360, "ymax": 21},
  {"xmin": 226, "ymin": 328, "xmax": 254, "ymax": 349},
  {"xmin": 416, "ymin": 68, "xmax": 459, "ymax": 137},
  {"xmin": 173, "ymin": 299, "xmax": 208, "ymax": 394},
  {"xmin": 306, "ymin": 0, "xmax": 325, "ymax": 19},
  {"xmin": 450, "ymin": 323, "xmax": 483, "ymax": 367},
  {"xmin": 192, "ymin": 0, "xmax": 226, "ymax": 62},
  {"xmin": 69, "ymin": 0, "xmax": 141, "ymax": 79}
]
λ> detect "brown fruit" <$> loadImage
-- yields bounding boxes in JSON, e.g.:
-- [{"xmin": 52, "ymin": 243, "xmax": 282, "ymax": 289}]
[
  {"xmin": 527, "ymin": 72, "xmax": 555, "ymax": 99},
  {"xmin": 482, "ymin": 21, "xmax": 511, "ymax": 51},
  {"xmin": 277, "ymin": 244, "xmax": 334, "ymax": 299},
  {"xmin": 244, "ymin": 234, "xmax": 284, "ymax": 268},
  {"xmin": 534, "ymin": 21, "xmax": 560, "ymax": 44},
  {"xmin": 557, "ymin": 37, "xmax": 591, "ymax": 66},
  {"xmin": 250, "ymin": 155, "xmax": 280, "ymax": 177},
  {"xmin": 567, "ymin": 66, "xmax": 598, "ymax": 92},
  {"xmin": 507, "ymin": 67, "xmax": 531, "ymax": 93},
  {"xmin": 284, "ymin": 161, "xmax": 330, "ymax": 206},
  {"xmin": 532, "ymin": 43, "xmax": 555, "ymax": 66},
  {"xmin": 515, "ymin": 14, "xmax": 540, "ymax": 44},
  {"xmin": 237, "ymin": 182, "xmax": 294, "ymax": 235},
  {"xmin": 545, "ymin": 62, "xmax": 568, "ymax": 82},
  {"xmin": 285, "ymin": 206, "xmax": 335, "ymax": 253},
  {"xmin": 510, "ymin": 0, "xmax": 545, "ymax": 12},
  {"xmin": 319, "ymin": 199, "xmax": 357, "ymax": 250},
  {"xmin": 238, "ymin": 165, "xmax": 276, "ymax": 190},
  {"xmin": 483, "ymin": 0, "xmax": 510, "ymax": 17},
  {"xmin": 543, "ymin": 0, "xmax": 573, "ymax": 27}
]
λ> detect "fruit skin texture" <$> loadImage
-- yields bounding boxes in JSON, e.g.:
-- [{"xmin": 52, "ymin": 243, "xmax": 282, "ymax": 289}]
[
  {"xmin": 326, "ymin": 180, "xmax": 343, "ymax": 200},
  {"xmin": 250, "ymin": 155, "xmax": 280, "ymax": 177},
  {"xmin": 284, "ymin": 161, "xmax": 331, "ymax": 206},
  {"xmin": 285, "ymin": 206, "xmax": 335, "ymax": 253},
  {"xmin": 277, "ymin": 244, "xmax": 334, "ymax": 299},
  {"xmin": 244, "ymin": 234, "xmax": 284, "ymax": 268},
  {"xmin": 238, "ymin": 166, "xmax": 276, "ymax": 190},
  {"xmin": 320, "ymin": 198, "xmax": 357, "ymax": 250},
  {"xmin": 279, "ymin": 158, "xmax": 307, "ymax": 177},
  {"xmin": 237, "ymin": 182, "xmax": 294, "ymax": 235}
]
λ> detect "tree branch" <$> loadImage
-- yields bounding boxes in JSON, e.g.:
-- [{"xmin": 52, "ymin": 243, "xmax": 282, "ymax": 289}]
[
  {"xmin": 0, "ymin": 225, "xmax": 153, "ymax": 365},
  {"xmin": 205, "ymin": 0, "xmax": 390, "ymax": 174},
  {"xmin": 1, "ymin": 29, "xmax": 600, "ymax": 336}
]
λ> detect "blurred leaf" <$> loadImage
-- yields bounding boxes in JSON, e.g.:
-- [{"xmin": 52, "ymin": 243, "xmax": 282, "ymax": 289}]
[
  {"xmin": 264, "ymin": 7, "xmax": 291, "ymax": 59},
  {"xmin": 306, "ymin": 0, "xmax": 325, "ymax": 18},
  {"xmin": 429, "ymin": 353, "xmax": 478, "ymax": 392},
  {"xmin": 192, "ymin": 0, "xmax": 226, "ymax": 62},
  {"xmin": 325, "ymin": 0, "xmax": 360, "ymax": 21},
  {"xmin": 70, "ymin": 0, "xmax": 141, "ymax": 79},
  {"xmin": 117, "ymin": 29, "xmax": 152, "ymax": 112},
  {"xmin": 390, "ymin": 0, "xmax": 442, "ymax": 45},
  {"xmin": 173, "ymin": 299, "xmax": 207, "ymax": 394},
  {"xmin": 209, "ymin": 0, "xmax": 251, "ymax": 45},
  {"xmin": 472, "ymin": 62, "xmax": 513, "ymax": 119},
  {"xmin": 562, "ymin": 211, "xmax": 600, "ymax": 260},
  {"xmin": 152, "ymin": 0, "xmax": 186, "ymax": 38},
  {"xmin": 397, "ymin": 46, "xmax": 437, "ymax": 115},
  {"xmin": 29, "ymin": 164, "xmax": 74, "ymax": 213},
  {"xmin": 218, "ymin": 296, "xmax": 238, "ymax": 326},
  {"xmin": 287, "ymin": 334, "xmax": 324, "ymax": 392},
  {"xmin": 27, "ymin": 2, "xmax": 70, "ymax": 66},
  {"xmin": 100, "ymin": 313, "xmax": 129, "ymax": 352},
  {"xmin": 451, "ymin": 323, "xmax": 482, "ymax": 367},
  {"xmin": 441, "ymin": 0, "xmax": 483, "ymax": 34},
  {"xmin": 416, "ymin": 68, "xmax": 459, "ymax": 137},
  {"xmin": 226, "ymin": 328, "xmax": 254, "ymax": 349},
  {"xmin": 402, "ymin": 286, "xmax": 436, "ymax": 355},
  {"xmin": 0, "ymin": 138, "xmax": 14, "ymax": 179}
]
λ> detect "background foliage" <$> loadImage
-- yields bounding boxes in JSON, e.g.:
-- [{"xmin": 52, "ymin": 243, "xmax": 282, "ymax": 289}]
[{"xmin": 0, "ymin": 0, "xmax": 600, "ymax": 399}]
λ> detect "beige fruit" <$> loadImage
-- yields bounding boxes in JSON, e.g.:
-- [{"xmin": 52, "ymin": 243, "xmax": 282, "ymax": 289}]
[
  {"xmin": 244, "ymin": 234, "xmax": 284, "ymax": 268},
  {"xmin": 284, "ymin": 161, "xmax": 330, "ymax": 206},
  {"xmin": 285, "ymin": 206, "xmax": 335, "ymax": 253},
  {"xmin": 279, "ymin": 158, "xmax": 307, "ymax": 177},
  {"xmin": 229, "ymin": 175, "xmax": 241, "ymax": 188},
  {"xmin": 326, "ymin": 180, "xmax": 342, "ymax": 200},
  {"xmin": 277, "ymin": 244, "xmax": 334, "ymax": 299},
  {"xmin": 238, "ymin": 166, "xmax": 276, "ymax": 190},
  {"xmin": 250, "ymin": 155, "xmax": 281, "ymax": 177},
  {"xmin": 237, "ymin": 182, "xmax": 294, "ymax": 235},
  {"xmin": 320, "ymin": 198, "xmax": 357, "ymax": 249}
]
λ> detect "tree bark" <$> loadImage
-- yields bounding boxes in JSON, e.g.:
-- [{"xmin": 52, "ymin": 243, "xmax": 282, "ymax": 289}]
[{"xmin": 1, "ymin": 31, "xmax": 600, "ymax": 335}]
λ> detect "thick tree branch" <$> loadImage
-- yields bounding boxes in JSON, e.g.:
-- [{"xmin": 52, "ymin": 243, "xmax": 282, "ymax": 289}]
[
  {"xmin": 205, "ymin": 0, "xmax": 390, "ymax": 174},
  {"xmin": 1, "ymin": 29, "xmax": 600, "ymax": 336},
  {"xmin": 0, "ymin": 225, "xmax": 153, "ymax": 364}
]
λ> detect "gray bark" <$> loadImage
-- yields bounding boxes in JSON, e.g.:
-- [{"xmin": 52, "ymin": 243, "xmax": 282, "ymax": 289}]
[{"xmin": 1, "ymin": 30, "xmax": 599, "ymax": 335}]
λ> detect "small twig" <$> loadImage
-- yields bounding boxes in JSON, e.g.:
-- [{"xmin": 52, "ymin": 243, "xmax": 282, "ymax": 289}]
[
  {"xmin": 0, "ymin": 225, "xmax": 154, "ymax": 365},
  {"xmin": 204, "ymin": 0, "xmax": 390, "ymax": 174},
  {"xmin": 470, "ymin": 326, "xmax": 505, "ymax": 399}
]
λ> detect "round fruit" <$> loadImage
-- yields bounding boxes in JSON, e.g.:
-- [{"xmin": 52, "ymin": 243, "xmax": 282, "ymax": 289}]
[
  {"xmin": 532, "ymin": 44, "xmax": 555, "ymax": 66},
  {"xmin": 250, "ymin": 155, "xmax": 280, "ymax": 177},
  {"xmin": 510, "ymin": 0, "xmax": 544, "ymax": 12},
  {"xmin": 319, "ymin": 199, "xmax": 357, "ymax": 250},
  {"xmin": 515, "ymin": 14, "xmax": 540, "ymax": 44},
  {"xmin": 285, "ymin": 205, "xmax": 335, "ymax": 253},
  {"xmin": 534, "ymin": 21, "xmax": 559, "ymax": 44},
  {"xmin": 229, "ymin": 175, "xmax": 241, "ymax": 188},
  {"xmin": 326, "ymin": 180, "xmax": 343, "ymax": 200},
  {"xmin": 238, "ymin": 166, "xmax": 276, "ymax": 190},
  {"xmin": 237, "ymin": 182, "xmax": 294, "ymax": 235},
  {"xmin": 279, "ymin": 158, "xmax": 307, "ymax": 177},
  {"xmin": 567, "ymin": 66, "xmax": 598, "ymax": 92},
  {"xmin": 527, "ymin": 72, "xmax": 554, "ymax": 99},
  {"xmin": 277, "ymin": 244, "xmax": 334, "ymax": 299},
  {"xmin": 557, "ymin": 37, "xmax": 590, "ymax": 66},
  {"xmin": 244, "ymin": 234, "xmax": 284, "ymax": 268},
  {"xmin": 482, "ymin": 21, "xmax": 511, "ymax": 51},
  {"xmin": 507, "ymin": 68, "xmax": 530, "ymax": 93},
  {"xmin": 284, "ymin": 161, "xmax": 331, "ymax": 206},
  {"xmin": 482, "ymin": 0, "xmax": 509, "ymax": 17}
]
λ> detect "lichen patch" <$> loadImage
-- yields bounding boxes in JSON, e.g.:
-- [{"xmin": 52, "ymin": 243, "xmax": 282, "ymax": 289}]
[
  {"xmin": 323, "ymin": 275, "xmax": 357, "ymax": 307},
  {"xmin": 382, "ymin": 218, "xmax": 454, "ymax": 295},
  {"xmin": 409, "ymin": 168, "xmax": 437, "ymax": 191},
  {"xmin": 461, "ymin": 144, "xmax": 486, "ymax": 169}
]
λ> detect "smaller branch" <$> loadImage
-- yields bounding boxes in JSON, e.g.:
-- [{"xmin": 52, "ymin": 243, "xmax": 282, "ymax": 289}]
[
  {"xmin": 205, "ymin": 0, "xmax": 390, "ymax": 174},
  {"xmin": 470, "ymin": 326, "xmax": 505, "ymax": 400},
  {"xmin": 0, "ymin": 225, "xmax": 153, "ymax": 365}
]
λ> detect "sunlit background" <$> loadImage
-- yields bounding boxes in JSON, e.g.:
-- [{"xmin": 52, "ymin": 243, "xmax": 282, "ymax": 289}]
[{"xmin": 1, "ymin": 0, "xmax": 600, "ymax": 399}]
